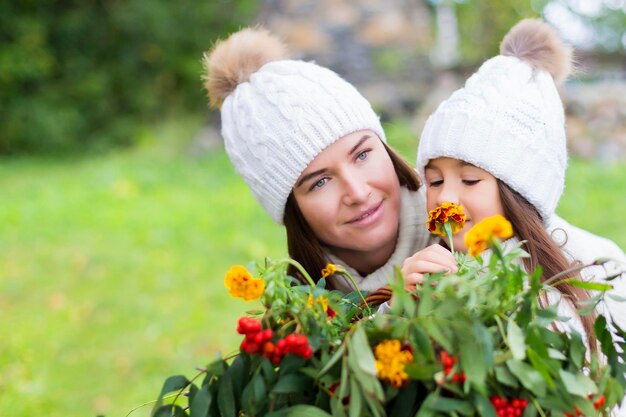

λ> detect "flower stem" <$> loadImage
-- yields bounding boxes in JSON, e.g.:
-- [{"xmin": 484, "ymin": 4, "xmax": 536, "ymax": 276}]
[
  {"xmin": 443, "ymin": 222, "xmax": 455, "ymax": 253},
  {"xmin": 341, "ymin": 269, "xmax": 371, "ymax": 315},
  {"xmin": 283, "ymin": 258, "xmax": 316, "ymax": 287}
]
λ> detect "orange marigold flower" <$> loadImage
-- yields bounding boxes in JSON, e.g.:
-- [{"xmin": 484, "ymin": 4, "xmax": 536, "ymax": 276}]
[
  {"xmin": 374, "ymin": 339, "xmax": 414, "ymax": 388},
  {"xmin": 464, "ymin": 215, "xmax": 514, "ymax": 257},
  {"xmin": 224, "ymin": 265, "xmax": 265, "ymax": 301},
  {"xmin": 321, "ymin": 263, "xmax": 339, "ymax": 278},
  {"xmin": 426, "ymin": 202, "xmax": 466, "ymax": 236}
]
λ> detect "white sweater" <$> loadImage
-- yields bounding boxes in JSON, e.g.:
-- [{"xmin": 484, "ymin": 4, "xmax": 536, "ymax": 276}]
[
  {"xmin": 547, "ymin": 215, "xmax": 626, "ymax": 330},
  {"xmin": 326, "ymin": 187, "xmax": 436, "ymax": 292}
]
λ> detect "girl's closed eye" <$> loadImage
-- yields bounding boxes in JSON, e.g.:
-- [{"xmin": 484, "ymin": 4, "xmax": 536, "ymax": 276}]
[
  {"xmin": 462, "ymin": 179, "xmax": 481, "ymax": 186},
  {"xmin": 428, "ymin": 179, "xmax": 443, "ymax": 187}
]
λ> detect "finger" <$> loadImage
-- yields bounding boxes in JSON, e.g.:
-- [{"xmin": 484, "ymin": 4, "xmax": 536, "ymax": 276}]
[
  {"xmin": 403, "ymin": 272, "xmax": 425, "ymax": 286},
  {"xmin": 406, "ymin": 245, "xmax": 457, "ymax": 272},
  {"xmin": 403, "ymin": 260, "xmax": 453, "ymax": 276}
]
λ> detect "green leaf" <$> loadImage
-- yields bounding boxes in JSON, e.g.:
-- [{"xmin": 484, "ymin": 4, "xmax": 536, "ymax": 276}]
[
  {"xmin": 422, "ymin": 319, "xmax": 452, "ymax": 352},
  {"xmin": 317, "ymin": 344, "xmax": 345, "ymax": 377},
  {"xmin": 152, "ymin": 375, "xmax": 190, "ymax": 415},
  {"xmin": 227, "ymin": 355, "xmax": 248, "ymax": 400},
  {"xmin": 608, "ymin": 293, "xmax": 626, "ymax": 302},
  {"xmin": 348, "ymin": 326, "xmax": 377, "ymax": 376},
  {"xmin": 459, "ymin": 324, "xmax": 488, "ymax": 390},
  {"xmin": 547, "ymin": 348, "xmax": 567, "ymax": 361},
  {"xmin": 568, "ymin": 331, "xmax": 585, "ymax": 369},
  {"xmin": 272, "ymin": 373, "xmax": 311, "ymax": 394},
  {"xmin": 494, "ymin": 365, "xmax": 519, "ymax": 388},
  {"xmin": 404, "ymin": 363, "xmax": 439, "ymax": 381},
  {"xmin": 409, "ymin": 323, "xmax": 435, "ymax": 361},
  {"xmin": 348, "ymin": 375, "xmax": 363, "ymax": 417},
  {"xmin": 190, "ymin": 385, "xmax": 211, "ymax": 417},
  {"xmin": 429, "ymin": 397, "xmax": 474, "ymax": 414},
  {"xmin": 265, "ymin": 405, "xmax": 333, "ymax": 417},
  {"xmin": 241, "ymin": 373, "xmax": 266, "ymax": 415},
  {"xmin": 507, "ymin": 320, "xmax": 526, "ymax": 360},
  {"xmin": 415, "ymin": 392, "xmax": 437, "ymax": 417},
  {"xmin": 527, "ymin": 349, "xmax": 555, "ymax": 388},
  {"xmin": 153, "ymin": 405, "xmax": 188, "ymax": 417},
  {"xmin": 471, "ymin": 392, "xmax": 498, "ymax": 417},
  {"xmin": 279, "ymin": 355, "xmax": 307, "ymax": 376},
  {"xmin": 217, "ymin": 371, "xmax": 236, "ymax": 417},
  {"xmin": 560, "ymin": 278, "xmax": 612, "ymax": 292},
  {"xmin": 559, "ymin": 370, "xmax": 597, "ymax": 396},
  {"xmin": 388, "ymin": 381, "xmax": 420, "ymax": 417},
  {"xmin": 506, "ymin": 359, "xmax": 547, "ymax": 397}
]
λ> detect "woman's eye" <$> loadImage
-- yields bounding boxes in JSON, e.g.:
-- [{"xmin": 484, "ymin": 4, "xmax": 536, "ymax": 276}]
[
  {"xmin": 356, "ymin": 150, "xmax": 369, "ymax": 161},
  {"xmin": 463, "ymin": 179, "xmax": 480, "ymax": 186},
  {"xmin": 312, "ymin": 178, "xmax": 328, "ymax": 190},
  {"xmin": 428, "ymin": 179, "xmax": 443, "ymax": 187}
]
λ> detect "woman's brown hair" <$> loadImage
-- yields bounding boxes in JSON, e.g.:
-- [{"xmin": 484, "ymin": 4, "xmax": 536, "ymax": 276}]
[
  {"xmin": 498, "ymin": 180, "xmax": 597, "ymax": 352},
  {"xmin": 283, "ymin": 143, "xmax": 420, "ymax": 289}
]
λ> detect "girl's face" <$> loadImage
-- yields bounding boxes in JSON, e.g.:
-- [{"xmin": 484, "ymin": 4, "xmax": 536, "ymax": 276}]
[
  {"xmin": 424, "ymin": 157, "xmax": 504, "ymax": 252},
  {"xmin": 293, "ymin": 130, "xmax": 401, "ymax": 271}
]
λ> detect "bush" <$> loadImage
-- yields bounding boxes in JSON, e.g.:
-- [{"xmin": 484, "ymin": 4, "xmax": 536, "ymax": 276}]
[{"xmin": 0, "ymin": 0, "xmax": 256, "ymax": 154}]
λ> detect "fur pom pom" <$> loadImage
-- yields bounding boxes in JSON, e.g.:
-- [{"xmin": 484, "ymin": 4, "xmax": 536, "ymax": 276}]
[
  {"xmin": 500, "ymin": 18, "xmax": 572, "ymax": 84},
  {"xmin": 203, "ymin": 27, "xmax": 288, "ymax": 109}
]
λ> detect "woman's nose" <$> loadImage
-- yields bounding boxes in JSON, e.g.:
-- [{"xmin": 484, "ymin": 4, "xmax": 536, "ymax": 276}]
[{"xmin": 341, "ymin": 172, "xmax": 370, "ymax": 205}]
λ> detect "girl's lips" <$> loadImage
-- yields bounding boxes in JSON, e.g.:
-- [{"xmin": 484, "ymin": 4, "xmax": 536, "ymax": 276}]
[{"xmin": 346, "ymin": 201, "xmax": 383, "ymax": 226}]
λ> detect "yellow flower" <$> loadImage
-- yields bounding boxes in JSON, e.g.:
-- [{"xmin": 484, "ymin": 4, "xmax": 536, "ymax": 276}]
[
  {"xmin": 374, "ymin": 339, "xmax": 414, "ymax": 388},
  {"xmin": 426, "ymin": 202, "xmax": 466, "ymax": 237},
  {"xmin": 224, "ymin": 265, "xmax": 265, "ymax": 301},
  {"xmin": 464, "ymin": 215, "xmax": 514, "ymax": 257},
  {"xmin": 307, "ymin": 294, "xmax": 336, "ymax": 318},
  {"xmin": 321, "ymin": 263, "xmax": 339, "ymax": 278}
]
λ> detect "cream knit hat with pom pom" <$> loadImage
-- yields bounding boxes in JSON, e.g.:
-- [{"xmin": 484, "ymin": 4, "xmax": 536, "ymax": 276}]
[
  {"xmin": 203, "ymin": 28, "xmax": 385, "ymax": 224},
  {"xmin": 417, "ymin": 19, "xmax": 572, "ymax": 222}
]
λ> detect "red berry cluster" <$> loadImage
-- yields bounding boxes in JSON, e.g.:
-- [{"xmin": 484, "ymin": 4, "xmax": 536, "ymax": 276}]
[
  {"xmin": 236, "ymin": 317, "xmax": 313, "ymax": 364},
  {"xmin": 275, "ymin": 334, "xmax": 314, "ymax": 361},
  {"xmin": 490, "ymin": 396, "xmax": 528, "ymax": 417},
  {"xmin": 564, "ymin": 394, "xmax": 606, "ymax": 417},
  {"xmin": 238, "ymin": 317, "xmax": 273, "ymax": 354},
  {"xmin": 440, "ymin": 351, "xmax": 466, "ymax": 384}
]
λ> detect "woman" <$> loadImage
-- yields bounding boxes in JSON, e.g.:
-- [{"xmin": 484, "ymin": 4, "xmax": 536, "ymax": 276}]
[{"xmin": 203, "ymin": 27, "xmax": 435, "ymax": 292}]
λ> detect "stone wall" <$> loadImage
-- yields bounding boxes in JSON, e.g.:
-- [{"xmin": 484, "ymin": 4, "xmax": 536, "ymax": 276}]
[{"xmin": 257, "ymin": 0, "xmax": 435, "ymax": 117}]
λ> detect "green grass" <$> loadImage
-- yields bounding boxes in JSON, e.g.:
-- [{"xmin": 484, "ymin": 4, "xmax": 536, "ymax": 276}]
[{"xmin": 0, "ymin": 117, "xmax": 624, "ymax": 416}]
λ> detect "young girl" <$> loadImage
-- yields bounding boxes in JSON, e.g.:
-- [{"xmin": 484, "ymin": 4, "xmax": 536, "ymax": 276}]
[
  {"xmin": 411, "ymin": 19, "xmax": 626, "ymax": 344},
  {"xmin": 203, "ymin": 27, "xmax": 436, "ymax": 292}
]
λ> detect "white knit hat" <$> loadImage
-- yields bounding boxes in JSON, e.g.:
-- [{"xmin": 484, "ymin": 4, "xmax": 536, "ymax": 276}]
[
  {"xmin": 203, "ymin": 28, "xmax": 385, "ymax": 224},
  {"xmin": 417, "ymin": 19, "xmax": 572, "ymax": 221}
]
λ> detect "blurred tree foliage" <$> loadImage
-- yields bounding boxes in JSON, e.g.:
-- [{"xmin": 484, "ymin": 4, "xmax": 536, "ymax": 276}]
[
  {"xmin": 0, "ymin": 0, "xmax": 256, "ymax": 154},
  {"xmin": 452, "ymin": 0, "xmax": 536, "ymax": 64},
  {"xmin": 447, "ymin": 0, "xmax": 626, "ymax": 66}
]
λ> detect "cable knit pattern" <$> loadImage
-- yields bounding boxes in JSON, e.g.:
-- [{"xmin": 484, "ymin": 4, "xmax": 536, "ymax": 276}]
[
  {"xmin": 327, "ymin": 187, "xmax": 436, "ymax": 293},
  {"xmin": 417, "ymin": 56, "xmax": 567, "ymax": 221},
  {"xmin": 221, "ymin": 59, "xmax": 386, "ymax": 224}
]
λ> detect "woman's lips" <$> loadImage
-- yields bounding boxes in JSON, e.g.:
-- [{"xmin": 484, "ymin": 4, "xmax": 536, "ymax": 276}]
[{"xmin": 346, "ymin": 201, "xmax": 383, "ymax": 226}]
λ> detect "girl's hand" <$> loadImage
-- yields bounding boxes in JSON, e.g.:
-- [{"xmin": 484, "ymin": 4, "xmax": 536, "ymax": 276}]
[{"xmin": 401, "ymin": 244, "xmax": 457, "ymax": 291}]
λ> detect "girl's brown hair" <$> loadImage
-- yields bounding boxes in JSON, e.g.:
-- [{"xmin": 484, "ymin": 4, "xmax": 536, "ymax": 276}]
[
  {"xmin": 283, "ymin": 143, "xmax": 420, "ymax": 289},
  {"xmin": 498, "ymin": 180, "xmax": 597, "ymax": 352}
]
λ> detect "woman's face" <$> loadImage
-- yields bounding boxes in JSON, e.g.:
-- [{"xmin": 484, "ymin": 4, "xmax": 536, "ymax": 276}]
[
  {"xmin": 293, "ymin": 130, "xmax": 401, "ymax": 270},
  {"xmin": 424, "ymin": 157, "xmax": 504, "ymax": 253}
]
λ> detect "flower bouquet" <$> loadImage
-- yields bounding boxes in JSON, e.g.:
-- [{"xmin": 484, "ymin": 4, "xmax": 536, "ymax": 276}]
[{"xmin": 149, "ymin": 207, "xmax": 626, "ymax": 417}]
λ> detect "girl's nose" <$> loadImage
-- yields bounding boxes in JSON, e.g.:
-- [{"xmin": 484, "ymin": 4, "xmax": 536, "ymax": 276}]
[{"xmin": 436, "ymin": 183, "xmax": 459, "ymax": 206}]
